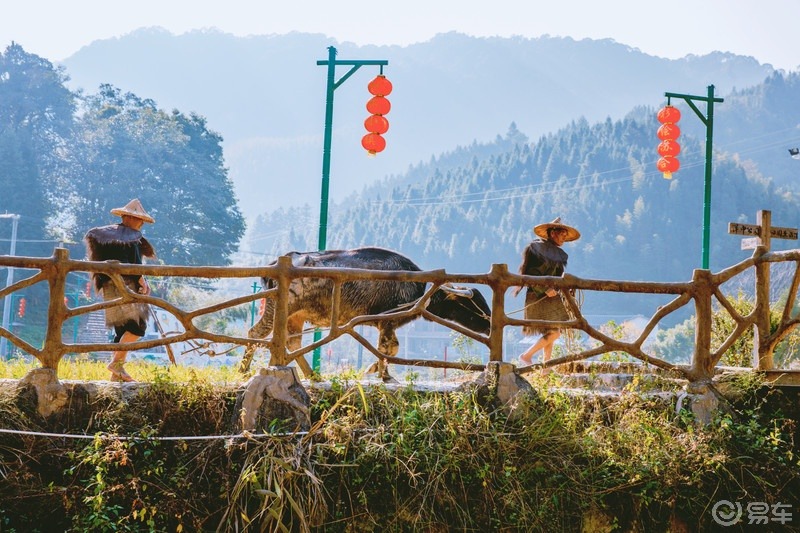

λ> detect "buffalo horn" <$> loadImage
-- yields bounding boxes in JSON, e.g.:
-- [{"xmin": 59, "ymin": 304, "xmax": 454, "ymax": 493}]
[{"xmin": 440, "ymin": 284, "xmax": 474, "ymax": 297}]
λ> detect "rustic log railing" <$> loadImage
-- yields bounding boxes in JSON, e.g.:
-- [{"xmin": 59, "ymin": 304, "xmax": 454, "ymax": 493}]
[{"xmin": 0, "ymin": 246, "xmax": 798, "ymax": 383}]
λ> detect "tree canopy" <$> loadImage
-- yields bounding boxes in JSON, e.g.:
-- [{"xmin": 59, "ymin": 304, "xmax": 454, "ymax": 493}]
[
  {"xmin": 0, "ymin": 44, "xmax": 245, "ymax": 266},
  {"xmin": 0, "ymin": 43, "xmax": 75, "ymax": 257}
]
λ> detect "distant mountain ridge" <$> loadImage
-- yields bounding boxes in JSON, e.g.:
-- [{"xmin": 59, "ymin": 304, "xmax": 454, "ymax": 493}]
[
  {"xmin": 246, "ymin": 72, "xmax": 800, "ymax": 323},
  {"xmin": 58, "ymin": 29, "xmax": 775, "ymax": 218}
]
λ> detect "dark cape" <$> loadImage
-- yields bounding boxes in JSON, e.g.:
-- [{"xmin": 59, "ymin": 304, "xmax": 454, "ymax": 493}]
[
  {"xmin": 84, "ymin": 224, "xmax": 156, "ymax": 327},
  {"xmin": 519, "ymin": 238, "xmax": 570, "ymax": 335}
]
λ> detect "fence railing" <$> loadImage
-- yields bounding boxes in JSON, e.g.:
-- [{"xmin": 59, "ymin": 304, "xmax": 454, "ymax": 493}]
[{"xmin": 0, "ymin": 246, "xmax": 798, "ymax": 383}]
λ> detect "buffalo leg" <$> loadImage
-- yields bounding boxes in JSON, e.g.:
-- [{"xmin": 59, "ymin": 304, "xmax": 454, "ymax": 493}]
[
  {"xmin": 240, "ymin": 304, "xmax": 275, "ymax": 373},
  {"xmin": 366, "ymin": 329, "xmax": 398, "ymax": 381},
  {"xmin": 282, "ymin": 315, "xmax": 315, "ymax": 378}
]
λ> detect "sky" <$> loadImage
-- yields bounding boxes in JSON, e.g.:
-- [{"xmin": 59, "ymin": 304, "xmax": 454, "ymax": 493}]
[{"xmin": 3, "ymin": 0, "xmax": 799, "ymax": 72}]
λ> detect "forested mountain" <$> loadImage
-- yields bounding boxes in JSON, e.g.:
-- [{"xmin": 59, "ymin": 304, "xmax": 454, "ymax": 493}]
[
  {"xmin": 248, "ymin": 72, "xmax": 800, "ymax": 320},
  {"xmin": 0, "ymin": 44, "xmax": 245, "ymax": 266},
  {"xmin": 58, "ymin": 29, "xmax": 777, "ymax": 218}
]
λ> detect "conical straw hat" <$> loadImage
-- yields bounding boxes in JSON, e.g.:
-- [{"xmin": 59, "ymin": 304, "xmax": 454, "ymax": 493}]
[
  {"xmin": 533, "ymin": 217, "xmax": 580, "ymax": 242},
  {"xmin": 110, "ymin": 199, "xmax": 155, "ymax": 223}
]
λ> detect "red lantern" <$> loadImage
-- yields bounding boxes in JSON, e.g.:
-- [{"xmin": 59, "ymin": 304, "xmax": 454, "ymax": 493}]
[
  {"xmin": 657, "ymin": 105, "xmax": 681, "ymax": 124},
  {"xmin": 657, "ymin": 140, "xmax": 680, "ymax": 158},
  {"xmin": 17, "ymin": 297, "xmax": 26, "ymax": 318},
  {"xmin": 364, "ymin": 114, "xmax": 389, "ymax": 134},
  {"xmin": 656, "ymin": 105, "xmax": 681, "ymax": 178},
  {"xmin": 366, "ymin": 96, "xmax": 391, "ymax": 116},
  {"xmin": 657, "ymin": 156, "xmax": 680, "ymax": 179},
  {"xmin": 368, "ymin": 75, "xmax": 393, "ymax": 96},
  {"xmin": 657, "ymin": 123, "xmax": 681, "ymax": 141},
  {"xmin": 363, "ymin": 76, "xmax": 391, "ymax": 154},
  {"xmin": 362, "ymin": 133, "xmax": 386, "ymax": 155}
]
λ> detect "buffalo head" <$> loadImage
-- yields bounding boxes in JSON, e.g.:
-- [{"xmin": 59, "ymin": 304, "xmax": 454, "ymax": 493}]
[{"xmin": 426, "ymin": 284, "xmax": 491, "ymax": 335}]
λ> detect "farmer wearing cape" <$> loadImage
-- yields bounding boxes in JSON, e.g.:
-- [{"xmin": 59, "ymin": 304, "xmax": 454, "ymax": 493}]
[
  {"xmin": 84, "ymin": 199, "xmax": 156, "ymax": 382},
  {"xmin": 513, "ymin": 217, "xmax": 580, "ymax": 366}
]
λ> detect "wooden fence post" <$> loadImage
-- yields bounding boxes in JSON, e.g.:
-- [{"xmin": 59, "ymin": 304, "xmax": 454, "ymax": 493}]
[
  {"xmin": 690, "ymin": 268, "xmax": 714, "ymax": 381},
  {"xmin": 40, "ymin": 248, "xmax": 69, "ymax": 370},
  {"xmin": 487, "ymin": 263, "xmax": 508, "ymax": 363},
  {"xmin": 752, "ymin": 246, "xmax": 773, "ymax": 370},
  {"xmin": 268, "ymin": 255, "xmax": 292, "ymax": 366}
]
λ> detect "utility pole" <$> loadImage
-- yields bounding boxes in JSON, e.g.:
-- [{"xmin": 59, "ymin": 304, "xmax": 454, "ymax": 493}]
[
  {"xmin": 313, "ymin": 46, "xmax": 388, "ymax": 372},
  {"xmin": 0, "ymin": 214, "xmax": 21, "ymax": 358},
  {"xmin": 663, "ymin": 85, "xmax": 723, "ymax": 269}
]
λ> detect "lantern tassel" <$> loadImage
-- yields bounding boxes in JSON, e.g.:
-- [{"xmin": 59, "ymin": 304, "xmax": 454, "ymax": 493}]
[{"xmin": 662, "ymin": 172, "xmax": 673, "ymax": 180}]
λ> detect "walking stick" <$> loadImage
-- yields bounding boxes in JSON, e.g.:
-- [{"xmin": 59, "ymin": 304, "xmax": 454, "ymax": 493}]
[{"xmin": 149, "ymin": 306, "xmax": 177, "ymax": 366}]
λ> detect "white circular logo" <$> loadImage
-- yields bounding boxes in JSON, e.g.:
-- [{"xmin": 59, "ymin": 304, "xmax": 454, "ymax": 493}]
[{"xmin": 712, "ymin": 500, "xmax": 743, "ymax": 527}]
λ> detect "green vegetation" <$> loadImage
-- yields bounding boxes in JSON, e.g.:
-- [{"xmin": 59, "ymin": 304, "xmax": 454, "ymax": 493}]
[
  {"xmin": 0, "ymin": 361, "xmax": 795, "ymax": 532},
  {"xmin": 0, "ymin": 44, "xmax": 245, "ymax": 266},
  {"xmin": 650, "ymin": 291, "xmax": 800, "ymax": 368}
]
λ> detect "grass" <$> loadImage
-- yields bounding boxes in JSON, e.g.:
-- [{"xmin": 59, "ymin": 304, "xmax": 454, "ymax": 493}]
[
  {"xmin": 0, "ymin": 354, "xmax": 244, "ymax": 386},
  {"xmin": 0, "ymin": 357, "xmax": 796, "ymax": 532}
]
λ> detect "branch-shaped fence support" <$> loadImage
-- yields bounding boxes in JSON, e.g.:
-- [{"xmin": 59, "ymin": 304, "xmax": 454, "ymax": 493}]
[{"xmin": 0, "ymin": 246, "xmax": 797, "ymax": 384}]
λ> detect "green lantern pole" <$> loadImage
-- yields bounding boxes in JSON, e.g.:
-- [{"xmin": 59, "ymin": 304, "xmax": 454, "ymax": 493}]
[
  {"xmin": 663, "ymin": 85, "xmax": 723, "ymax": 270},
  {"xmin": 250, "ymin": 282, "xmax": 261, "ymax": 327},
  {"xmin": 314, "ymin": 46, "xmax": 388, "ymax": 372}
]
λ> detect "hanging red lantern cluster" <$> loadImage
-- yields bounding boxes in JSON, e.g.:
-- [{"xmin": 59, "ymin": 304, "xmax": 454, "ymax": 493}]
[
  {"xmin": 362, "ymin": 74, "xmax": 392, "ymax": 155},
  {"xmin": 656, "ymin": 105, "xmax": 681, "ymax": 179}
]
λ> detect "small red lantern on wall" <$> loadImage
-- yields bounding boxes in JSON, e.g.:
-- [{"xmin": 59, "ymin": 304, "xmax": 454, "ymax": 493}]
[
  {"xmin": 363, "ymin": 75, "xmax": 392, "ymax": 155},
  {"xmin": 656, "ymin": 105, "xmax": 681, "ymax": 179}
]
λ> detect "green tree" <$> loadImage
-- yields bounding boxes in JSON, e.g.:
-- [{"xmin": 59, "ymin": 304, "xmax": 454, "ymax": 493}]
[
  {"xmin": 0, "ymin": 43, "xmax": 75, "ymax": 257},
  {"xmin": 69, "ymin": 85, "xmax": 245, "ymax": 266}
]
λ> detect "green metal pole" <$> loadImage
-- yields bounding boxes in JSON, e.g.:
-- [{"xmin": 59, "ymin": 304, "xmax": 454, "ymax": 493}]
[
  {"xmin": 313, "ymin": 47, "xmax": 389, "ymax": 373},
  {"xmin": 313, "ymin": 46, "xmax": 338, "ymax": 372},
  {"xmin": 701, "ymin": 85, "xmax": 716, "ymax": 270},
  {"xmin": 318, "ymin": 45, "xmax": 337, "ymax": 252},
  {"xmin": 68, "ymin": 293, "xmax": 79, "ymax": 343},
  {"xmin": 664, "ymin": 85, "xmax": 723, "ymax": 270},
  {"xmin": 250, "ymin": 281, "xmax": 260, "ymax": 327}
]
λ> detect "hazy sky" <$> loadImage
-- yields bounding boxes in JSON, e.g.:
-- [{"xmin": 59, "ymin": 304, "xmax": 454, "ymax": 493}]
[{"xmin": 3, "ymin": 0, "xmax": 799, "ymax": 71}]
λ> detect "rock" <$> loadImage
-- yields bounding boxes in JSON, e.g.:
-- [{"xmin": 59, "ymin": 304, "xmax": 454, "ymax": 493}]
[
  {"xmin": 676, "ymin": 381, "xmax": 720, "ymax": 425},
  {"xmin": 233, "ymin": 366, "xmax": 311, "ymax": 433},
  {"xmin": 458, "ymin": 361, "xmax": 533, "ymax": 416},
  {"xmin": 16, "ymin": 368, "xmax": 91, "ymax": 426}
]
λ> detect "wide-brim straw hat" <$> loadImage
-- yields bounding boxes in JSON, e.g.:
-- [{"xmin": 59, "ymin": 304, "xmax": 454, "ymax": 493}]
[
  {"xmin": 534, "ymin": 217, "xmax": 580, "ymax": 242},
  {"xmin": 110, "ymin": 199, "xmax": 155, "ymax": 223}
]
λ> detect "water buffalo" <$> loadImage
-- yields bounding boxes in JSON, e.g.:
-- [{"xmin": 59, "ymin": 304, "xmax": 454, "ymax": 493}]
[{"xmin": 241, "ymin": 247, "xmax": 491, "ymax": 379}]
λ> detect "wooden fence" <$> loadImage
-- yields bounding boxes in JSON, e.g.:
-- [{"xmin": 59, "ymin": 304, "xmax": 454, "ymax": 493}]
[{"xmin": 1, "ymin": 246, "xmax": 799, "ymax": 384}]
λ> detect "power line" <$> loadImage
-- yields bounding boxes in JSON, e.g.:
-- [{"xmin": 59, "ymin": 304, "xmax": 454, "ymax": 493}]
[{"xmin": 365, "ymin": 131, "xmax": 800, "ymax": 208}]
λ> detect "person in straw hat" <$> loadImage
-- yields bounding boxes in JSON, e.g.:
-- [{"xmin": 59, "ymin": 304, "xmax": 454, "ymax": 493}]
[
  {"xmin": 84, "ymin": 199, "xmax": 156, "ymax": 382},
  {"xmin": 512, "ymin": 217, "xmax": 580, "ymax": 366}
]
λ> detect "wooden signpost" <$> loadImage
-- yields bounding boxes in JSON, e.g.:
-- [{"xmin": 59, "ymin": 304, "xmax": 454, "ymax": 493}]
[
  {"xmin": 727, "ymin": 209, "xmax": 798, "ymax": 370},
  {"xmin": 728, "ymin": 210, "xmax": 798, "ymax": 251}
]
